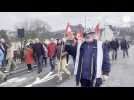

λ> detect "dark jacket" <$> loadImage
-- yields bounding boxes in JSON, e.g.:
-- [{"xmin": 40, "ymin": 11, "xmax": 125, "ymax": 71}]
[
  {"xmin": 76, "ymin": 40, "xmax": 97, "ymax": 85},
  {"xmin": 32, "ymin": 43, "xmax": 45, "ymax": 57},
  {"xmin": 120, "ymin": 40, "xmax": 129, "ymax": 50},
  {"xmin": 65, "ymin": 43, "xmax": 77, "ymax": 62},
  {"xmin": 102, "ymin": 42, "xmax": 111, "ymax": 75},
  {"xmin": 56, "ymin": 43, "xmax": 66, "ymax": 60},
  {"xmin": 76, "ymin": 40, "xmax": 111, "ymax": 85},
  {"xmin": 110, "ymin": 40, "xmax": 119, "ymax": 50}
]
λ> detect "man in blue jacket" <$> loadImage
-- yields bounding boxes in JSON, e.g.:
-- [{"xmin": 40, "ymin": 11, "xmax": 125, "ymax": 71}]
[{"xmin": 76, "ymin": 32, "xmax": 111, "ymax": 87}]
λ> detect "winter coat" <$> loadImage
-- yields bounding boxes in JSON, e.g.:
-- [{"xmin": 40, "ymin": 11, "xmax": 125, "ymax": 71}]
[
  {"xmin": 2, "ymin": 43, "xmax": 8, "ymax": 56},
  {"xmin": 74, "ymin": 41, "xmax": 83, "ymax": 75},
  {"xmin": 24, "ymin": 47, "xmax": 33, "ymax": 64},
  {"xmin": 43, "ymin": 44, "xmax": 48, "ymax": 58},
  {"xmin": 6, "ymin": 47, "xmax": 14, "ymax": 60},
  {"xmin": 120, "ymin": 40, "xmax": 129, "ymax": 50},
  {"xmin": 56, "ymin": 44, "xmax": 62, "ymax": 60},
  {"xmin": 32, "ymin": 43, "xmax": 45, "ymax": 57},
  {"xmin": 76, "ymin": 41, "xmax": 97, "ymax": 85},
  {"xmin": 110, "ymin": 40, "xmax": 118, "ymax": 50},
  {"xmin": 65, "ymin": 43, "xmax": 77, "ymax": 62},
  {"xmin": 76, "ymin": 40, "xmax": 111, "ymax": 85},
  {"xmin": 56, "ymin": 43, "xmax": 67, "ymax": 60},
  {"xmin": 47, "ymin": 42, "xmax": 57, "ymax": 58},
  {"xmin": 102, "ymin": 42, "xmax": 111, "ymax": 75},
  {"xmin": 0, "ymin": 48, "xmax": 4, "ymax": 65}
]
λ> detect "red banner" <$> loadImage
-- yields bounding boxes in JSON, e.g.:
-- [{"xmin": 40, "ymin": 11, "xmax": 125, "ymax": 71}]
[
  {"xmin": 76, "ymin": 24, "xmax": 84, "ymax": 41},
  {"xmin": 65, "ymin": 22, "xmax": 73, "ymax": 39},
  {"xmin": 94, "ymin": 23, "xmax": 101, "ymax": 40}
]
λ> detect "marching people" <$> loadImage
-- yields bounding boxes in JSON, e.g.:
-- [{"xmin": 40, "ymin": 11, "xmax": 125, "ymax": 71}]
[
  {"xmin": 30, "ymin": 39, "xmax": 37, "ymax": 67},
  {"xmin": 24, "ymin": 43, "xmax": 33, "ymax": 72},
  {"xmin": 76, "ymin": 32, "xmax": 100, "ymax": 87},
  {"xmin": 32, "ymin": 38, "xmax": 45, "ymax": 73},
  {"xmin": 42, "ymin": 40, "xmax": 48, "ymax": 67},
  {"xmin": 110, "ymin": 39, "xmax": 119, "ymax": 60},
  {"xmin": 101, "ymin": 40, "xmax": 111, "ymax": 81},
  {"xmin": 0, "ymin": 25, "xmax": 115, "ymax": 87},
  {"xmin": 4, "ymin": 43, "xmax": 16, "ymax": 73},
  {"xmin": 76, "ymin": 32, "xmax": 111, "ymax": 87},
  {"xmin": 57, "ymin": 39, "xmax": 71, "ymax": 81},
  {"xmin": 120, "ymin": 38, "xmax": 129, "ymax": 58},
  {"xmin": 47, "ymin": 38, "xmax": 57, "ymax": 72},
  {"xmin": 115, "ymin": 39, "xmax": 119, "ymax": 50},
  {"xmin": 74, "ymin": 33, "xmax": 84, "ymax": 76},
  {"xmin": 65, "ymin": 37, "xmax": 77, "ymax": 66},
  {"xmin": 0, "ymin": 39, "xmax": 8, "ymax": 68},
  {"xmin": 0, "ymin": 42, "xmax": 7, "ymax": 81}
]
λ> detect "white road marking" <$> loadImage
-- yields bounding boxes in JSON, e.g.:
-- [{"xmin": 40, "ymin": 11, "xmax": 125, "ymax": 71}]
[
  {"xmin": 1, "ymin": 71, "xmax": 63, "ymax": 87},
  {"xmin": 25, "ymin": 84, "xmax": 33, "ymax": 87},
  {"xmin": 0, "ymin": 77, "xmax": 27, "ymax": 87},
  {"xmin": 7, "ymin": 78, "xmax": 19, "ymax": 82},
  {"xmin": 15, "ymin": 77, "xmax": 27, "ymax": 83},
  {"xmin": 32, "ymin": 71, "xmax": 54, "ymax": 84},
  {"xmin": 0, "ymin": 77, "xmax": 19, "ymax": 86},
  {"xmin": 39, "ymin": 74, "xmax": 58, "ymax": 83},
  {"xmin": 43, "ymin": 71, "xmax": 54, "ymax": 79},
  {"xmin": 25, "ymin": 72, "xmax": 64, "ymax": 87},
  {"xmin": 25, "ymin": 73, "xmax": 58, "ymax": 87}
]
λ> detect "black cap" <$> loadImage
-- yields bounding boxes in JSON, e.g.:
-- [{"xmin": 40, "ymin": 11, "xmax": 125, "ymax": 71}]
[
  {"xmin": 84, "ymin": 32, "xmax": 95, "ymax": 37},
  {"xmin": 88, "ymin": 32, "xmax": 95, "ymax": 34}
]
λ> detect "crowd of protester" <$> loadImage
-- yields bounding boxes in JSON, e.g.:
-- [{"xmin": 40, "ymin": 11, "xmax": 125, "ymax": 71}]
[{"xmin": 0, "ymin": 33, "xmax": 130, "ymax": 87}]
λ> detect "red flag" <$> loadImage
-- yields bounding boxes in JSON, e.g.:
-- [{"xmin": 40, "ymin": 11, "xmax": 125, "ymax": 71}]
[
  {"xmin": 95, "ymin": 23, "xmax": 101, "ymax": 35},
  {"xmin": 76, "ymin": 24, "xmax": 84, "ymax": 40},
  {"xmin": 94, "ymin": 23, "xmax": 101, "ymax": 40},
  {"xmin": 65, "ymin": 22, "xmax": 73, "ymax": 39}
]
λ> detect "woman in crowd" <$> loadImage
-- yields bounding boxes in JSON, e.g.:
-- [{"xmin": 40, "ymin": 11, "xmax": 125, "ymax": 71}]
[
  {"xmin": 4, "ymin": 43, "xmax": 16, "ymax": 73},
  {"xmin": 24, "ymin": 44, "xmax": 34, "ymax": 72}
]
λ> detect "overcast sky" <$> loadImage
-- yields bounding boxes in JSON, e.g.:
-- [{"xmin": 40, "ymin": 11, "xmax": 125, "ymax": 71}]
[{"xmin": 0, "ymin": 12, "xmax": 134, "ymax": 31}]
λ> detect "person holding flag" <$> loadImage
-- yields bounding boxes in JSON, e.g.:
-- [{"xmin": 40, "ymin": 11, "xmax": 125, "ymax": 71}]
[
  {"xmin": 75, "ymin": 23, "xmax": 111, "ymax": 87},
  {"xmin": 57, "ymin": 22, "xmax": 73, "ymax": 81},
  {"xmin": 65, "ymin": 22, "xmax": 74, "ymax": 40},
  {"xmin": 64, "ymin": 22, "xmax": 78, "ymax": 65},
  {"xmin": 74, "ymin": 24, "xmax": 84, "ymax": 76}
]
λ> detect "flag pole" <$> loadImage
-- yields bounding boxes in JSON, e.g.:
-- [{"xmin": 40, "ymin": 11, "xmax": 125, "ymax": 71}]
[{"xmin": 58, "ymin": 24, "xmax": 67, "ymax": 79}]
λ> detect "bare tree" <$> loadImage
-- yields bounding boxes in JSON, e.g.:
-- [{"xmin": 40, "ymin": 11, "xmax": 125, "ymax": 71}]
[
  {"xmin": 16, "ymin": 19, "xmax": 52, "ymax": 39},
  {"xmin": 30, "ymin": 19, "xmax": 51, "ymax": 34}
]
